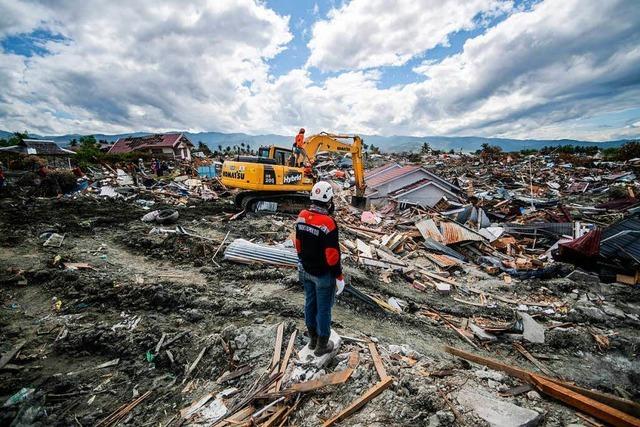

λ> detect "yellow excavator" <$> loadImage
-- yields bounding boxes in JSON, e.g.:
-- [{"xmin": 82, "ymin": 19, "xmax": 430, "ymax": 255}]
[{"xmin": 220, "ymin": 132, "xmax": 366, "ymax": 211}]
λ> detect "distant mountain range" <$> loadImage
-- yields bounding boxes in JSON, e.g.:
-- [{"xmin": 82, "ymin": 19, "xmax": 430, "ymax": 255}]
[{"xmin": 0, "ymin": 129, "xmax": 634, "ymax": 153}]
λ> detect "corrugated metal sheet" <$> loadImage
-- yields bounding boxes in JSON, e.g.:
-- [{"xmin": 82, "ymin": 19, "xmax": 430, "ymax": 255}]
[
  {"xmin": 366, "ymin": 165, "xmax": 420, "ymax": 189},
  {"xmin": 224, "ymin": 239, "xmax": 298, "ymax": 267},
  {"xmin": 503, "ymin": 222, "xmax": 573, "ymax": 237},
  {"xmin": 365, "ymin": 162, "xmax": 399, "ymax": 179},
  {"xmin": 422, "ymin": 238, "xmax": 466, "ymax": 260},
  {"xmin": 415, "ymin": 218, "xmax": 444, "ymax": 242},
  {"xmin": 440, "ymin": 221, "xmax": 485, "ymax": 244},
  {"xmin": 600, "ymin": 216, "xmax": 640, "ymax": 261}
]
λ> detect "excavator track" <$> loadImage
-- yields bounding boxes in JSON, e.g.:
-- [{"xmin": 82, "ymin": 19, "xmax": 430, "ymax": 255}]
[{"xmin": 235, "ymin": 191, "xmax": 310, "ymax": 214}]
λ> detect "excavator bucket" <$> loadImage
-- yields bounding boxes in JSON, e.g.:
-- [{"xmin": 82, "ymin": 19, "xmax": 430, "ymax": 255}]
[{"xmin": 351, "ymin": 195, "xmax": 367, "ymax": 209}]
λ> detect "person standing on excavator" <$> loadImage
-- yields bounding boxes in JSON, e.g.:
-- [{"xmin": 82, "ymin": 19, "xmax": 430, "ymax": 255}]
[
  {"xmin": 295, "ymin": 181, "xmax": 345, "ymax": 356},
  {"xmin": 293, "ymin": 128, "xmax": 308, "ymax": 165}
]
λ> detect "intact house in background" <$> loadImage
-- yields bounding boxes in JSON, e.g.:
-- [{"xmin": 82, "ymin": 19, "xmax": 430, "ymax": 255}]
[
  {"xmin": 365, "ymin": 162, "xmax": 462, "ymax": 209},
  {"xmin": 108, "ymin": 133, "xmax": 193, "ymax": 160},
  {"xmin": 0, "ymin": 139, "xmax": 76, "ymax": 168}
]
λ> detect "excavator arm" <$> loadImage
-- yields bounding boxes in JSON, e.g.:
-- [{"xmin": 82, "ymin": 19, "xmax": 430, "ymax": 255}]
[{"xmin": 301, "ymin": 132, "xmax": 366, "ymax": 199}]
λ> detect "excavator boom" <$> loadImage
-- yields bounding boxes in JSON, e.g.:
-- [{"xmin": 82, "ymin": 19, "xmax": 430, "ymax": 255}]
[{"xmin": 300, "ymin": 132, "xmax": 366, "ymax": 198}]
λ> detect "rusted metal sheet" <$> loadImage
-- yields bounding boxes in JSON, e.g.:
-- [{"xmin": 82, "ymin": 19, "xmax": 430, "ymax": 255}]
[
  {"xmin": 440, "ymin": 221, "xmax": 485, "ymax": 244},
  {"xmin": 415, "ymin": 218, "xmax": 444, "ymax": 242}
]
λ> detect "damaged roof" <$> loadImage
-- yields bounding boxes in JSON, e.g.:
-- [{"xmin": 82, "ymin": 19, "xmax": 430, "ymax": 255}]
[
  {"xmin": 108, "ymin": 133, "xmax": 193, "ymax": 154},
  {"xmin": 600, "ymin": 215, "xmax": 640, "ymax": 262},
  {"xmin": 0, "ymin": 139, "xmax": 76, "ymax": 156}
]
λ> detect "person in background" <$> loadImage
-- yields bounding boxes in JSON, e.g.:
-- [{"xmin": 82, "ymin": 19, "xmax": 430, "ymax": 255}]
[
  {"xmin": 127, "ymin": 162, "xmax": 139, "ymax": 186},
  {"xmin": 151, "ymin": 158, "xmax": 158, "ymax": 176},
  {"xmin": 293, "ymin": 128, "xmax": 308, "ymax": 166},
  {"xmin": 295, "ymin": 181, "xmax": 345, "ymax": 356},
  {"xmin": 38, "ymin": 164, "xmax": 48, "ymax": 178}
]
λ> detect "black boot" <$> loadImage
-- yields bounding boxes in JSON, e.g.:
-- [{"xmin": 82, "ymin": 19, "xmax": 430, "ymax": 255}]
[
  {"xmin": 314, "ymin": 335, "xmax": 334, "ymax": 357},
  {"xmin": 307, "ymin": 328, "xmax": 318, "ymax": 350}
]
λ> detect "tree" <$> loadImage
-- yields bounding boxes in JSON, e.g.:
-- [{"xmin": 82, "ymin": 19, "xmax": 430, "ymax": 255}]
[
  {"xmin": 75, "ymin": 135, "xmax": 101, "ymax": 164},
  {"xmin": 79, "ymin": 135, "xmax": 98, "ymax": 149},
  {"xmin": 478, "ymin": 143, "xmax": 502, "ymax": 161},
  {"xmin": 617, "ymin": 141, "xmax": 640, "ymax": 161},
  {"xmin": 69, "ymin": 138, "xmax": 78, "ymax": 147},
  {"xmin": 369, "ymin": 144, "xmax": 381, "ymax": 155},
  {"xmin": 197, "ymin": 141, "xmax": 212, "ymax": 156},
  {"xmin": 420, "ymin": 142, "xmax": 431, "ymax": 154}
]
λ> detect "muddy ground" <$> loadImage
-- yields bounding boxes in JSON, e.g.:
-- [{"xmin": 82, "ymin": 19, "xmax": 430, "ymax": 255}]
[{"xmin": 0, "ymin": 194, "xmax": 639, "ymax": 426}]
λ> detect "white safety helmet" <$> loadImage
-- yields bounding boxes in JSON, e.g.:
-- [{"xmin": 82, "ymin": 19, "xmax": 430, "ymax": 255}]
[{"xmin": 310, "ymin": 181, "xmax": 334, "ymax": 203}]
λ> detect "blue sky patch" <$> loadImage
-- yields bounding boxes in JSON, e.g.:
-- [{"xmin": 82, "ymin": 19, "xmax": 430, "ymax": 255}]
[{"xmin": 1, "ymin": 29, "xmax": 68, "ymax": 57}]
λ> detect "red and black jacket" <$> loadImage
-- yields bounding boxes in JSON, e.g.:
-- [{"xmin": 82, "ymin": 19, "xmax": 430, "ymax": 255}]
[{"xmin": 295, "ymin": 206, "xmax": 342, "ymax": 278}]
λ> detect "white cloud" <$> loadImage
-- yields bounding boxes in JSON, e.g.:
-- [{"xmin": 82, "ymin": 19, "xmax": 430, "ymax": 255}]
[
  {"xmin": 408, "ymin": 0, "xmax": 640, "ymax": 138},
  {"xmin": 0, "ymin": 0, "xmax": 639, "ymax": 142},
  {"xmin": 0, "ymin": 0, "xmax": 292, "ymax": 134},
  {"xmin": 306, "ymin": 0, "xmax": 512, "ymax": 71}
]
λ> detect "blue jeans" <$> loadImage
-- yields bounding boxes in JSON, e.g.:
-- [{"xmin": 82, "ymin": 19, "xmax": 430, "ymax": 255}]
[{"xmin": 299, "ymin": 265, "xmax": 335, "ymax": 337}]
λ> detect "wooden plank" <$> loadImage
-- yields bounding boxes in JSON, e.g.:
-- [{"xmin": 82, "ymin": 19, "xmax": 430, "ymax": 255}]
[
  {"xmin": 420, "ymin": 269, "xmax": 457, "ymax": 285},
  {"xmin": 322, "ymin": 376, "xmax": 394, "ymax": 427},
  {"xmin": 443, "ymin": 345, "xmax": 640, "ymax": 418},
  {"xmin": 216, "ymin": 365, "xmax": 252, "ymax": 384},
  {"xmin": 0, "ymin": 340, "xmax": 26, "ymax": 370},
  {"xmin": 275, "ymin": 330, "xmax": 297, "ymax": 392},
  {"xmin": 513, "ymin": 343, "xmax": 555, "ymax": 377},
  {"xmin": 270, "ymin": 323, "xmax": 285, "ymax": 371},
  {"xmin": 367, "ymin": 342, "xmax": 388, "ymax": 380},
  {"xmin": 261, "ymin": 405, "xmax": 288, "ymax": 427},
  {"xmin": 289, "ymin": 352, "xmax": 359, "ymax": 393},
  {"xmin": 529, "ymin": 374, "xmax": 640, "ymax": 427}
]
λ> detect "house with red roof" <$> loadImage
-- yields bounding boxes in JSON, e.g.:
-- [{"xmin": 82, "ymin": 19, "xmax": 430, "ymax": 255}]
[{"xmin": 108, "ymin": 133, "xmax": 193, "ymax": 160}]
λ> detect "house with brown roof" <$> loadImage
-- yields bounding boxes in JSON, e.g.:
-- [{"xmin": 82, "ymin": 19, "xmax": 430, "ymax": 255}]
[
  {"xmin": 108, "ymin": 133, "xmax": 193, "ymax": 160},
  {"xmin": 0, "ymin": 139, "xmax": 76, "ymax": 167}
]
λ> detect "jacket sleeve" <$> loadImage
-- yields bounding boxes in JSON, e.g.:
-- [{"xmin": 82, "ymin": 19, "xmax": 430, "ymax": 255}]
[{"xmin": 324, "ymin": 221, "xmax": 342, "ymax": 278}]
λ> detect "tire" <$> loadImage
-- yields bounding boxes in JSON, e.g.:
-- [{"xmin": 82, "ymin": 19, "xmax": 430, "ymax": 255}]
[{"xmin": 156, "ymin": 209, "xmax": 179, "ymax": 224}]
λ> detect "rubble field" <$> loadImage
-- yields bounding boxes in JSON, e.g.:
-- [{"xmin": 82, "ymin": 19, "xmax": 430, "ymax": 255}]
[{"xmin": 1, "ymin": 153, "xmax": 640, "ymax": 427}]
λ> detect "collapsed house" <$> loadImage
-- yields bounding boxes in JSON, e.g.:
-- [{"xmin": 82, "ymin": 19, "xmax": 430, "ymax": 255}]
[
  {"xmin": 364, "ymin": 162, "xmax": 462, "ymax": 208},
  {"xmin": 108, "ymin": 133, "xmax": 194, "ymax": 160},
  {"xmin": 0, "ymin": 139, "xmax": 76, "ymax": 167}
]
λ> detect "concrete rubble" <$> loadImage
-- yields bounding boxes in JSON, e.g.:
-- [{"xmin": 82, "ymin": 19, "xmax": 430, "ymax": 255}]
[{"xmin": 1, "ymin": 146, "xmax": 639, "ymax": 426}]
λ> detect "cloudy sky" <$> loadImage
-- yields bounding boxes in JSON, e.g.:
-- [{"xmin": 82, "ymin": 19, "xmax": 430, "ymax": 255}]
[{"xmin": 0, "ymin": 0, "xmax": 639, "ymax": 140}]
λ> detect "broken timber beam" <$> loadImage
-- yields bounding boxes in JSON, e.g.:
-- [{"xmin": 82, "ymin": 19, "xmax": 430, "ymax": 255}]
[
  {"xmin": 443, "ymin": 345, "xmax": 640, "ymax": 418},
  {"xmin": 367, "ymin": 342, "xmax": 388, "ymax": 380},
  {"xmin": 529, "ymin": 374, "xmax": 640, "ymax": 427},
  {"xmin": 288, "ymin": 351, "xmax": 359, "ymax": 394},
  {"xmin": 513, "ymin": 342, "xmax": 555, "ymax": 377},
  {"xmin": 0, "ymin": 340, "xmax": 26, "ymax": 370},
  {"xmin": 322, "ymin": 376, "xmax": 394, "ymax": 427},
  {"xmin": 270, "ymin": 323, "xmax": 285, "ymax": 371},
  {"xmin": 275, "ymin": 330, "xmax": 297, "ymax": 392}
]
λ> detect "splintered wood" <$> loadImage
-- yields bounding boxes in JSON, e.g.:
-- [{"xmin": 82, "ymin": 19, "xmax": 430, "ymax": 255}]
[{"xmin": 321, "ymin": 342, "xmax": 393, "ymax": 427}]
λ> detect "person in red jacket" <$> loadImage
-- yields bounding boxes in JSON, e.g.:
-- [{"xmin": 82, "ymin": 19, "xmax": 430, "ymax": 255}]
[{"xmin": 295, "ymin": 181, "xmax": 345, "ymax": 356}]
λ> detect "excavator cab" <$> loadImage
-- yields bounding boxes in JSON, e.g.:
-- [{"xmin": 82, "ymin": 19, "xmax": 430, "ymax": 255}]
[{"xmin": 257, "ymin": 146, "xmax": 293, "ymax": 166}]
